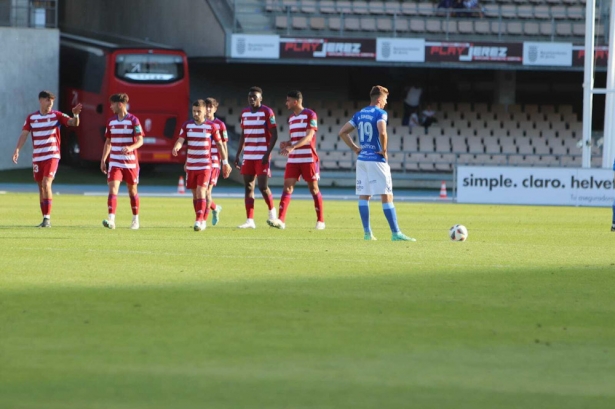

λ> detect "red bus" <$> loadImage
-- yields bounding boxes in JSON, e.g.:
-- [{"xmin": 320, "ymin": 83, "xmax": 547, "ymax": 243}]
[{"xmin": 59, "ymin": 32, "xmax": 190, "ymax": 165}]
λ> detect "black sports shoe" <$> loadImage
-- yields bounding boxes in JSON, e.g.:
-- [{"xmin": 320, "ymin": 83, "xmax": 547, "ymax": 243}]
[
  {"xmin": 611, "ymin": 225, "xmax": 615, "ymax": 232},
  {"xmin": 37, "ymin": 218, "xmax": 51, "ymax": 228}
]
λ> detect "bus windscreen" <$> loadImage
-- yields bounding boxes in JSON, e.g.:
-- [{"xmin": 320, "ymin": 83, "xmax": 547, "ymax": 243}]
[{"xmin": 115, "ymin": 54, "xmax": 184, "ymax": 83}]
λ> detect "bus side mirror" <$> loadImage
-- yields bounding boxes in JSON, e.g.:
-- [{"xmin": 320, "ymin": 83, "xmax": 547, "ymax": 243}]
[{"xmin": 96, "ymin": 104, "xmax": 103, "ymax": 114}]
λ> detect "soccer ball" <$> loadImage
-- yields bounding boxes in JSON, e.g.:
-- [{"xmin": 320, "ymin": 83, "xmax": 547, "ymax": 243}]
[{"xmin": 449, "ymin": 224, "xmax": 468, "ymax": 242}]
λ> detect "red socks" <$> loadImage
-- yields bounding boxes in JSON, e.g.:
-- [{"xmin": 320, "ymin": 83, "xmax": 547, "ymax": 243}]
[
  {"xmin": 108, "ymin": 194, "xmax": 117, "ymax": 215},
  {"xmin": 245, "ymin": 198, "xmax": 255, "ymax": 219},
  {"xmin": 279, "ymin": 192, "xmax": 291, "ymax": 222}
]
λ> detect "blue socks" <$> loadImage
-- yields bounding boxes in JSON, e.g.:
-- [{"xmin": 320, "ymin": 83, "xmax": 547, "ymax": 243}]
[
  {"xmin": 358, "ymin": 200, "xmax": 371, "ymax": 233},
  {"xmin": 382, "ymin": 202, "xmax": 400, "ymax": 233}
]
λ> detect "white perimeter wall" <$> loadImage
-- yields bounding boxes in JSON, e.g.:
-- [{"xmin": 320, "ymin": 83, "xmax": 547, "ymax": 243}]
[{"xmin": 0, "ymin": 28, "xmax": 60, "ymax": 171}]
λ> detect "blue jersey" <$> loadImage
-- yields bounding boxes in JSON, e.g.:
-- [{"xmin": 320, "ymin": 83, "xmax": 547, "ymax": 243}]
[{"xmin": 349, "ymin": 106, "xmax": 388, "ymax": 163}]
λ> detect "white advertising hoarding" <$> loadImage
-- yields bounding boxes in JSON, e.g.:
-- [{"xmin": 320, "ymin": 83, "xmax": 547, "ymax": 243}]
[
  {"xmin": 523, "ymin": 42, "xmax": 572, "ymax": 66},
  {"xmin": 376, "ymin": 38, "xmax": 425, "ymax": 62},
  {"xmin": 231, "ymin": 34, "xmax": 280, "ymax": 59},
  {"xmin": 457, "ymin": 166, "xmax": 615, "ymax": 207}
]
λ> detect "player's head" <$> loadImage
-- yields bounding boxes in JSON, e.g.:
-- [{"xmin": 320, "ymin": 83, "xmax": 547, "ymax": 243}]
[
  {"xmin": 370, "ymin": 85, "xmax": 389, "ymax": 109},
  {"xmin": 192, "ymin": 99, "xmax": 207, "ymax": 123},
  {"xmin": 204, "ymin": 97, "xmax": 219, "ymax": 119},
  {"xmin": 248, "ymin": 86, "xmax": 263, "ymax": 108},
  {"xmin": 109, "ymin": 93, "xmax": 129, "ymax": 114},
  {"xmin": 285, "ymin": 90, "xmax": 303, "ymax": 111},
  {"xmin": 38, "ymin": 90, "xmax": 55, "ymax": 113}
]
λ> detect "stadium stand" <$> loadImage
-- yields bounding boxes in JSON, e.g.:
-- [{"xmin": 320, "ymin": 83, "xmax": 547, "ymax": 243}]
[
  {"xmin": 221, "ymin": 97, "xmax": 593, "ymax": 172},
  {"xmin": 261, "ymin": 0, "xmax": 607, "ymax": 41}
]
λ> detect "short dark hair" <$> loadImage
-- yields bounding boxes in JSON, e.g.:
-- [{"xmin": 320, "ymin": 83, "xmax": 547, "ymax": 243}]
[
  {"xmin": 287, "ymin": 90, "xmax": 303, "ymax": 100},
  {"xmin": 370, "ymin": 85, "xmax": 389, "ymax": 99},
  {"xmin": 249, "ymin": 86, "xmax": 263, "ymax": 95},
  {"xmin": 204, "ymin": 97, "xmax": 219, "ymax": 107},
  {"xmin": 110, "ymin": 93, "xmax": 129, "ymax": 103},
  {"xmin": 192, "ymin": 99, "xmax": 207, "ymax": 107},
  {"xmin": 39, "ymin": 90, "xmax": 55, "ymax": 100}
]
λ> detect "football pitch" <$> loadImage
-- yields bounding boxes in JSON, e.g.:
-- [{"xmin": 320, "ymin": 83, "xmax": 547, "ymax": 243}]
[{"xmin": 1, "ymin": 193, "xmax": 614, "ymax": 409}]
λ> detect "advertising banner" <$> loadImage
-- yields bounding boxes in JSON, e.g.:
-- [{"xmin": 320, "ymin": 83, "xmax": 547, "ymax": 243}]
[
  {"xmin": 376, "ymin": 38, "xmax": 425, "ymax": 62},
  {"xmin": 572, "ymin": 45, "xmax": 608, "ymax": 67},
  {"xmin": 280, "ymin": 37, "xmax": 376, "ymax": 59},
  {"xmin": 231, "ymin": 34, "xmax": 280, "ymax": 59},
  {"xmin": 425, "ymin": 41, "xmax": 522, "ymax": 64},
  {"xmin": 457, "ymin": 166, "xmax": 615, "ymax": 207},
  {"xmin": 523, "ymin": 42, "xmax": 572, "ymax": 66}
]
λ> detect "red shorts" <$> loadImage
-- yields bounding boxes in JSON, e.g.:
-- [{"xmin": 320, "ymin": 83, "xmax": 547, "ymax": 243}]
[
  {"xmin": 241, "ymin": 159, "xmax": 271, "ymax": 177},
  {"xmin": 107, "ymin": 166, "xmax": 140, "ymax": 185},
  {"xmin": 284, "ymin": 161, "xmax": 320, "ymax": 182},
  {"xmin": 209, "ymin": 167, "xmax": 220, "ymax": 187},
  {"xmin": 33, "ymin": 158, "xmax": 59, "ymax": 182},
  {"xmin": 186, "ymin": 169, "xmax": 211, "ymax": 189}
]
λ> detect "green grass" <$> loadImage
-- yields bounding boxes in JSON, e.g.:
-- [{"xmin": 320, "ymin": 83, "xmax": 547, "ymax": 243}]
[{"xmin": 1, "ymin": 193, "xmax": 614, "ymax": 409}]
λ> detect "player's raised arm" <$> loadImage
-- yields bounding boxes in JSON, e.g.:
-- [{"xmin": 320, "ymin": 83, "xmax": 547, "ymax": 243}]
[
  {"xmin": 377, "ymin": 120, "xmax": 388, "ymax": 162},
  {"xmin": 338, "ymin": 122, "xmax": 361, "ymax": 155},
  {"xmin": 12, "ymin": 130, "xmax": 30, "ymax": 164},
  {"xmin": 67, "ymin": 103, "xmax": 83, "ymax": 127}
]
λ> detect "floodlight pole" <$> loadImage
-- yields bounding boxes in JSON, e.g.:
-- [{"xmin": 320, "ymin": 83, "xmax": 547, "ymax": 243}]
[
  {"xmin": 603, "ymin": 0, "xmax": 615, "ymax": 169},
  {"xmin": 582, "ymin": 0, "xmax": 596, "ymax": 168}
]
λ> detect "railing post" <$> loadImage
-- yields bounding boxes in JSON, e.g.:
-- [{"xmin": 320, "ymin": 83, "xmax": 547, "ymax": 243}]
[
  {"xmin": 233, "ymin": 0, "xmax": 237, "ymax": 32},
  {"xmin": 286, "ymin": 6, "xmax": 290, "ymax": 36},
  {"xmin": 393, "ymin": 12, "xmax": 397, "ymax": 38}
]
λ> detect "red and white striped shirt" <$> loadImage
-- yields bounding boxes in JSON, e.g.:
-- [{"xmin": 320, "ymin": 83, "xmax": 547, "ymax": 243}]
[
  {"xmin": 105, "ymin": 113, "xmax": 144, "ymax": 169},
  {"xmin": 178, "ymin": 120, "xmax": 221, "ymax": 171},
  {"xmin": 240, "ymin": 105, "xmax": 276, "ymax": 161},
  {"xmin": 211, "ymin": 117, "xmax": 228, "ymax": 168},
  {"xmin": 22, "ymin": 110, "xmax": 71, "ymax": 162},
  {"xmin": 288, "ymin": 108, "xmax": 319, "ymax": 164}
]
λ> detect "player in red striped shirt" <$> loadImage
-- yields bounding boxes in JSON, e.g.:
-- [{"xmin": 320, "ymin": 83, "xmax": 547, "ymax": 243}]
[
  {"xmin": 100, "ymin": 93, "xmax": 144, "ymax": 230},
  {"xmin": 234, "ymin": 86, "xmax": 278, "ymax": 229},
  {"xmin": 267, "ymin": 90, "xmax": 325, "ymax": 230},
  {"xmin": 172, "ymin": 99, "xmax": 231, "ymax": 231},
  {"xmin": 12, "ymin": 90, "xmax": 82, "ymax": 227},
  {"xmin": 204, "ymin": 97, "xmax": 229, "ymax": 226}
]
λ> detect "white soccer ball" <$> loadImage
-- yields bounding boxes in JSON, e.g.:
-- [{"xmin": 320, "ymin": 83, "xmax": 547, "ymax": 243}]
[{"xmin": 449, "ymin": 224, "xmax": 468, "ymax": 242}]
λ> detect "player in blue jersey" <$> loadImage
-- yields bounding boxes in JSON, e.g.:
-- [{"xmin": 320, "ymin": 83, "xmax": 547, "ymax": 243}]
[{"xmin": 338, "ymin": 85, "xmax": 415, "ymax": 241}]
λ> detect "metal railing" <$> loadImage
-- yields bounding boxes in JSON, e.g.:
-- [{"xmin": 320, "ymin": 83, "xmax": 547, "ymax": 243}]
[{"xmin": 0, "ymin": 0, "xmax": 57, "ymax": 28}]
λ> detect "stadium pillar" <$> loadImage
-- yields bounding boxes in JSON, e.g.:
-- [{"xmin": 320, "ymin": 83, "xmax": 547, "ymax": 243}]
[
  {"xmin": 602, "ymin": 0, "xmax": 615, "ymax": 169},
  {"xmin": 582, "ymin": 0, "xmax": 597, "ymax": 168}
]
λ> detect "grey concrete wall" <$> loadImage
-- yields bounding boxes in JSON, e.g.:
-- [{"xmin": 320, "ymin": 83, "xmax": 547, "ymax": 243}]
[
  {"xmin": 0, "ymin": 27, "xmax": 59, "ymax": 171},
  {"xmin": 61, "ymin": 0, "xmax": 226, "ymax": 57}
]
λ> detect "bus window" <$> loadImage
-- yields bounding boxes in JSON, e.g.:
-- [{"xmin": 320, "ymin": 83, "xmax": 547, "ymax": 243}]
[{"xmin": 115, "ymin": 54, "xmax": 184, "ymax": 83}]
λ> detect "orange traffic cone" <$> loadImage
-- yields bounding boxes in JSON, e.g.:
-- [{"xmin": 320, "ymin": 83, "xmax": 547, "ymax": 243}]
[
  {"xmin": 177, "ymin": 176, "xmax": 186, "ymax": 194},
  {"xmin": 439, "ymin": 181, "xmax": 447, "ymax": 199}
]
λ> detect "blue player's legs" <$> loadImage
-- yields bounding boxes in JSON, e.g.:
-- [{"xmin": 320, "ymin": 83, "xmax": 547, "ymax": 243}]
[{"xmin": 612, "ymin": 200, "xmax": 615, "ymax": 231}]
